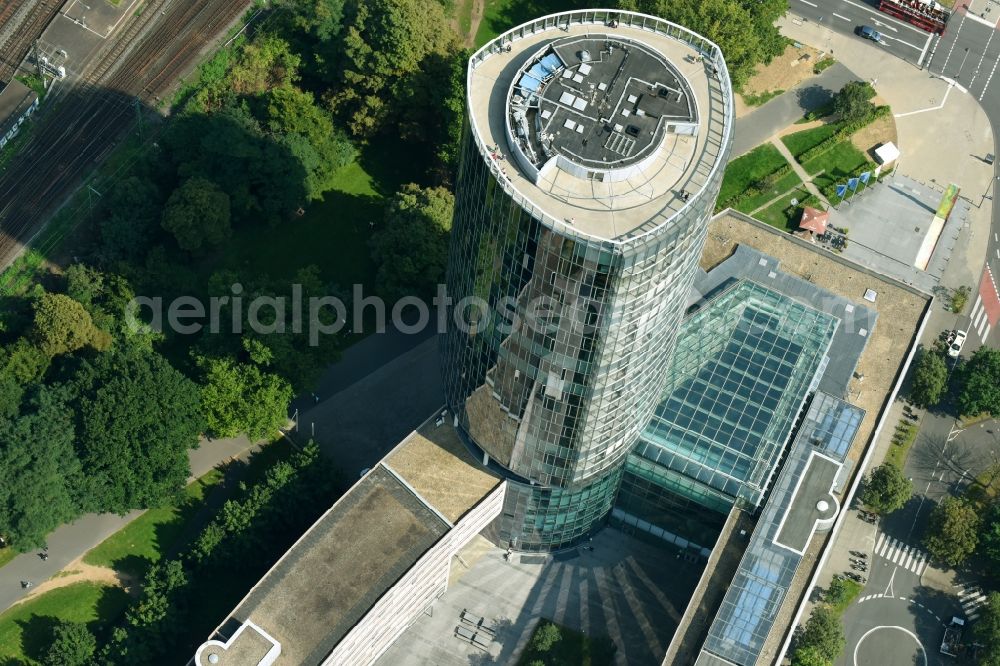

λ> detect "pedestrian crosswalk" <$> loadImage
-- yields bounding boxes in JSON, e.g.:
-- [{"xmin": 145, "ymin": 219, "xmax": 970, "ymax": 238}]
[
  {"xmin": 874, "ymin": 533, "xmax": 929, "ymax": 575},
  {"xmin": 971, "ymin": 294, "xmax": 992, "ymax": 341},
  {"xmin": 958, "ymin": 585, "xmax": 989, "ymax": 621}
]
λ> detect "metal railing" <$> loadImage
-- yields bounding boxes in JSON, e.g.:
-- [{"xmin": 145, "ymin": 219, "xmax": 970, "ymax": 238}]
[{"xmin": 466, "ymin": 9, "xmax": 735, "ymax": 249}]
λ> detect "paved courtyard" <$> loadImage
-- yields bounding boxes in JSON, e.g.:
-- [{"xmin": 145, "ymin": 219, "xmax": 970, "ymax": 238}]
[
  {"xmin": 377, "ymin": 529, "xmax": 702, "ymax": 666},
  {"xmin": 827, "ymin": 174, "xmax": 970, "ymax": 292}
]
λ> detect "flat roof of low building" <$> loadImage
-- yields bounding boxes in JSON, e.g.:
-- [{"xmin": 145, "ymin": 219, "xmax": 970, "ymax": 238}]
[
  {"xmin": 197, "ymin": 418, "xmax": 502, "ymax": 666},
  {"xmin": 468, "ymin": 11, "xmax": 733, "ymax": 243},
  {"xmin": 0, "ymin": 79, "xmax": 37, "ymax": 134}
]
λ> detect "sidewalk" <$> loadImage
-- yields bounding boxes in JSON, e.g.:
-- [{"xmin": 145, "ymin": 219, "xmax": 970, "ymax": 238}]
[
  {"xmin": 732, "ymin": 61, "xmax": 858, "ymax": 157},
  {"xmin": 0, "ymin": 434, "xmax": 253, "ymax": 613}
]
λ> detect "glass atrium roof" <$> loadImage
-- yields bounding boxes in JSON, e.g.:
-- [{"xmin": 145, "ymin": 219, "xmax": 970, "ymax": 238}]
[{"xmin": 635, "ymin": 280, "xmax": 839, "ymax": 506}]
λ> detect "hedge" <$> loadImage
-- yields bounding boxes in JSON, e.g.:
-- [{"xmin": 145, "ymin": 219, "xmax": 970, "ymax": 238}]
[
  {"xmin": 797, "ymin": 105, "xmax": 891, "ymax": 165},
  {"xmin": 720, "ymin": 164, "xmax": 794, "ymax": 210}
]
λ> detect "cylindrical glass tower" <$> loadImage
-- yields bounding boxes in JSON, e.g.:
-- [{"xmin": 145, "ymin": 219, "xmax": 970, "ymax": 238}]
[{"xmin": 443, "ymin": 10, "xmax": 734, "ymax": 551}]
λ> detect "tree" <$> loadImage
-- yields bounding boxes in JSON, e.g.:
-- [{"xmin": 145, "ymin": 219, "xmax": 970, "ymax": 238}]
[
  {"xmin": 31, "ymin": 292, "xmax": 111, "ymax": 357},
  {"xmin": 530, "ymin": 621, "xmax": 562, "ymax": 652},
  {"xmin": 45, "ymin": 620, "xmax": 97, "ymax": 666},
  {"xmin": 370, "ymin": 184, "xmax": 454, "ymax": 301},
  {"xmin": 328, "ymin": 0, "xmax": 456, "ymax": 136},
  {"xmin": 833, "ymin": 81, "xmax": 877, "ymax": 123},
  {"xmin": 910, "ymin": 349, "xmax": 948, "ymax": 407},
  {"xmin": 65, "ymin": 345, "xmax": 204, "ymax": 514},
  {"xmin": 957, "ymin": 348, "xmax": 1000, "ymax": 416},
  {"xmin": 198, "ymin": 356, "xmax": 294, "ymax": 440},
  {"xmin": 794, "ymin": 606, "xmax": 844, "ymax": 662},
  {"xmin": 0, "ymin": 373, "xmax": 22, "ymax": 420},
  {"xmin": 0, "ymin": 392, "xmax": 82, "ymax": 550},
  {"xmin": 924, "ymin": 496, "xmax": 980, "ymax": 567},
  {"xmin": 162, "ymin": 177, "xmax": 232, "ymax": 253},
  {"xmin": 265, "ymin": 86, "xmax": 356, "ymax": 200},
  {"xmin": 97, "ymin": 176, "xmax": 162, "ymax": 263},
  {"xmin": 620, "ymin": 0, "xmax": 788, "ymax": 89},
  {"xmin": 0, "ymin": 339, "xmax": 50, "ymax": 385},
  {"xmin": 974, "ymin": 591, "xmax": 1000, "ymax": 666},
  {"xmin": 791, "ymin": 644, "xmax": 831, "ymax": 666},
  {"xmin": 978, "ymin": 500, "xmax": 1000, "ymax": 571},
  {"xmin": 860, "ymin": 464, "xmax": 912, "ymax": 514}
]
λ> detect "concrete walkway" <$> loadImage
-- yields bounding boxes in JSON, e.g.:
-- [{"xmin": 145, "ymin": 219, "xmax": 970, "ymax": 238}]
[
  {"xmin": 733, "ymin": 61, "xmax": 858, "ymax": 157},
  {"xmin": 770, "ymin": 136, "xmax": 831, "ymax": 208}
]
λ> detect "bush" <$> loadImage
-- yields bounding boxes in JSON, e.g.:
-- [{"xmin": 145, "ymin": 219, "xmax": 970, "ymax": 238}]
[
  {"xmin": 797, "ymin": 105, "xmax": 891, "ymax": 165},
  {"xmin": 813, "ymin": 57, "xmax": 836, "ymax": 74},
  {"xmin": 720, "ymin": 164, "xmax": 793, "ymax": 209},
  {"xmin": 951, "ymin": 285, "xmax": 971, "ymax": 314}
]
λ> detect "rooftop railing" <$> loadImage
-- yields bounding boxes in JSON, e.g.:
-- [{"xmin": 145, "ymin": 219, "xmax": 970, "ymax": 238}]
[{"xmin": 467, "ymin": 9, "xmax": 734, "ymax": 249}]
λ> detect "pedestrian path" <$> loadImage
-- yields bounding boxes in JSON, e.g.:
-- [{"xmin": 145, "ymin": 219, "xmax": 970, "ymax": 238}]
[
  {"xmin": 769, "ymin": 137, "xmax": 831, "ymax": 208},
  {"xmin": 874, "ymin": 533, "xmax": 930, "ymax": 576},
  {"xmin": 958, "ymin": 585, "xmax": 989, "ymax": 621}
]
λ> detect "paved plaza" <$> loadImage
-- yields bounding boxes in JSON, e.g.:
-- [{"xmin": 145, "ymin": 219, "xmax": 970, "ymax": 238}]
[
  {"xmin": 826, "ymin": 174, "xmax": 970, "ymax": 291},
  {"xmin": 377, "ymin": 529, "xmax": 702, "ymax": 666}
]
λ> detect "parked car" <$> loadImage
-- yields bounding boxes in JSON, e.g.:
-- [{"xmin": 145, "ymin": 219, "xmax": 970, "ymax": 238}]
[
  {"xmin": 857, "ymin": 25, "xmax": 884, "ymax": 43},
  {"xmin": 948, "ymin": 330, "xmax": 967, "ymax": 358}
]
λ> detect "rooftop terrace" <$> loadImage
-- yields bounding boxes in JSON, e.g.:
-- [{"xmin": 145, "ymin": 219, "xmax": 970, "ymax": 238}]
[{"xmin": 468, "ymin": 10, "xmax": 733, "ymax": 243}]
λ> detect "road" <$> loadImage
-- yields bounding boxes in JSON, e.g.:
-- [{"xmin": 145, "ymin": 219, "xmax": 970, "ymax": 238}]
[{"xmin": 788, "ymin": 0, "xmax": 1000, "ymax": 347}]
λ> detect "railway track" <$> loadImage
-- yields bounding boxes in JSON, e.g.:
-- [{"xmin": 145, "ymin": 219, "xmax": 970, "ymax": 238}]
[
  {"xmin": 0, "ymin": 0, "xmax": 61, "ymax": 83},
  {"xmin": 0, "ymin": 0, "xmax": 252, "ymax": 272}
]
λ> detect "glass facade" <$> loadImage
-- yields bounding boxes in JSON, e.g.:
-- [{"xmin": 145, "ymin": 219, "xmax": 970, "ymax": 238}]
[
  {"xmin": 443, "ymin": 11, "xmax": 735, "ymax": 551},
  {"xmin": 636, "ymin": 281, "xmax": 839, "ymax": 507}
]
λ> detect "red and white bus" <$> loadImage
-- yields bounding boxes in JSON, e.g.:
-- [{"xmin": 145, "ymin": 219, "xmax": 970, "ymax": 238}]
[{"xmin": 878, "ymin": 0, "xmax": 950, "ymax": 33}]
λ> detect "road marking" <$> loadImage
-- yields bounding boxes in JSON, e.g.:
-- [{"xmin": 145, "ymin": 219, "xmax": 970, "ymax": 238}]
[
  {"xmin": 979, "ymin": 316, "xmax": 990, "ymax": 339},
  {"xmin": 853, "ymin": 626, "xmax": 928, "ymax": 666},
  {"xmin": 974, "ymin": 307, "xmax": 987, "ymax": 330},
  {"xmin": 984, "ymin": 323, "xmax": 991, "ymax": 340},
  {"xmin": 918, "ymin": 33, "xmax": 935, "ymax": 67},
  {"xmin": 873, "ymin": 20, "xmax": 898, "ymax": 32},
  {"xmin": 875, "ymin": 533, "xmax": 887, "ymax": 554},
  {"xmin": 981, "ymin": 45, "xmax": 1000, "ymax": 101},
  {"xmin": 941, "ymin": 12, "xmax": 970, "ymax": 73},
  {"xmin": 881, "ymin": 34, "xmax": 924, "ymax": 51},
  {"xmin": 970, "ymin": 22, "xmax": 997, "ymax": 88},
  {"xmin": 894, "ymin": 81, "xmax": 954, "ymax": 117},
  {"xmin": 833, "ymin": 12, "xmax": 850, "ymax": 21},
  {"xmin": 798, "ymin": 0, "xmax": 818, "ymax": 6}
]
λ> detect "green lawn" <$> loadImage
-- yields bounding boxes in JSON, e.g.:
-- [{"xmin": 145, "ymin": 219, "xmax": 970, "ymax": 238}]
[
  {"xmin": 216, "ymin": 161, "xmax": 380, "ymax": 288},
  {"xmin": 802, "ymin": 140, "xmax": 869, "ymax": 178},
  {"xmin": 84, "ymin": 438, "xmax": 295, "ymax": 578},
  {"xmin": 83, "ymin": 468, "xmax": 224, "ymax": 578},
  {"xmin": 0, "ymin": 582, "xmax": 130, "ymax": 665},
  {"xmin": 517, "ymin": 620, "xmax": 616, "ymax": 666},
  {"xmin": 755, "ymin": 187, "xmax": 813, "ymax": 232},
  {"xmin": 0, "ymin": 548, "xmax": 17, "ymax": 570},
  {"xmin": 717, "ymin": 143, "xmax": 791, "ymax": 208},
  {"xmin": 883, "ymin": 419, "xmax": 919, "ymax": 470},
  {"xmin": 733, "ymin": 169, "xmax": 802, "ymax": 215},
  {"xmin": 781, "ymin": 122, "xmax": 841, "ymax": 158}
]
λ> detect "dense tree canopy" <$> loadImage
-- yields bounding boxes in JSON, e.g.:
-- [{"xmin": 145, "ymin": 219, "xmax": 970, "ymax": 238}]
[
  {"xmin": 619, "ymin": 0, "xmax": 788, "ymax": 89},
  {"xmin": 31, "ymin": 292, "xmax": 111, "ymax": 357},
  {"xmin": 371, "ymin": 184, "xmax": 454, "ymax": 301},
  {"xmin": 924, "ymin": 496, "xmax": 980, "ymax": 567},
  {"xmin": 161, "ymin": 177, "xmax": 232, "ymax": 253},
  {"xmin": 65, "ymin": 345, "xmax": 204, "ymax": 514},
  {"xmin": 0, "ymin": 393, "xmax": 82, "ymax": 550},
  {"xmin": 329, "ymin": 0, "xmax": 456, "ymax": 136},
  {"xmin": 45, "ymin": 620, "xmax": 97, "ymax": 666},
  {"xmin": 97, "ymin": 176, "xmax": 163, "ymax": 263},
  {"xmin": 957, "ymin": 348, "xmax": 1000, "ymax": 416},
  {"xmin": 910, "ymin": 349, "xmax": 948, "ymax": 408},
  {"xmin": 833, "ymin": 81, "xmax": 876, "ymax": 122},
  {"xmin": 793, "ymin": 605, "xmax": 844, "ymax": 665},
  {"xmin": 860, "ymin": 464, "xmax": 912, "ymax": 515},
  {"xmin": 198, "ymin": 355, "xmax": 293, "ymax": 440},
  {"xmin": 974, "ymin": 592, "xmax": 1000, "ymax": 666}
]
